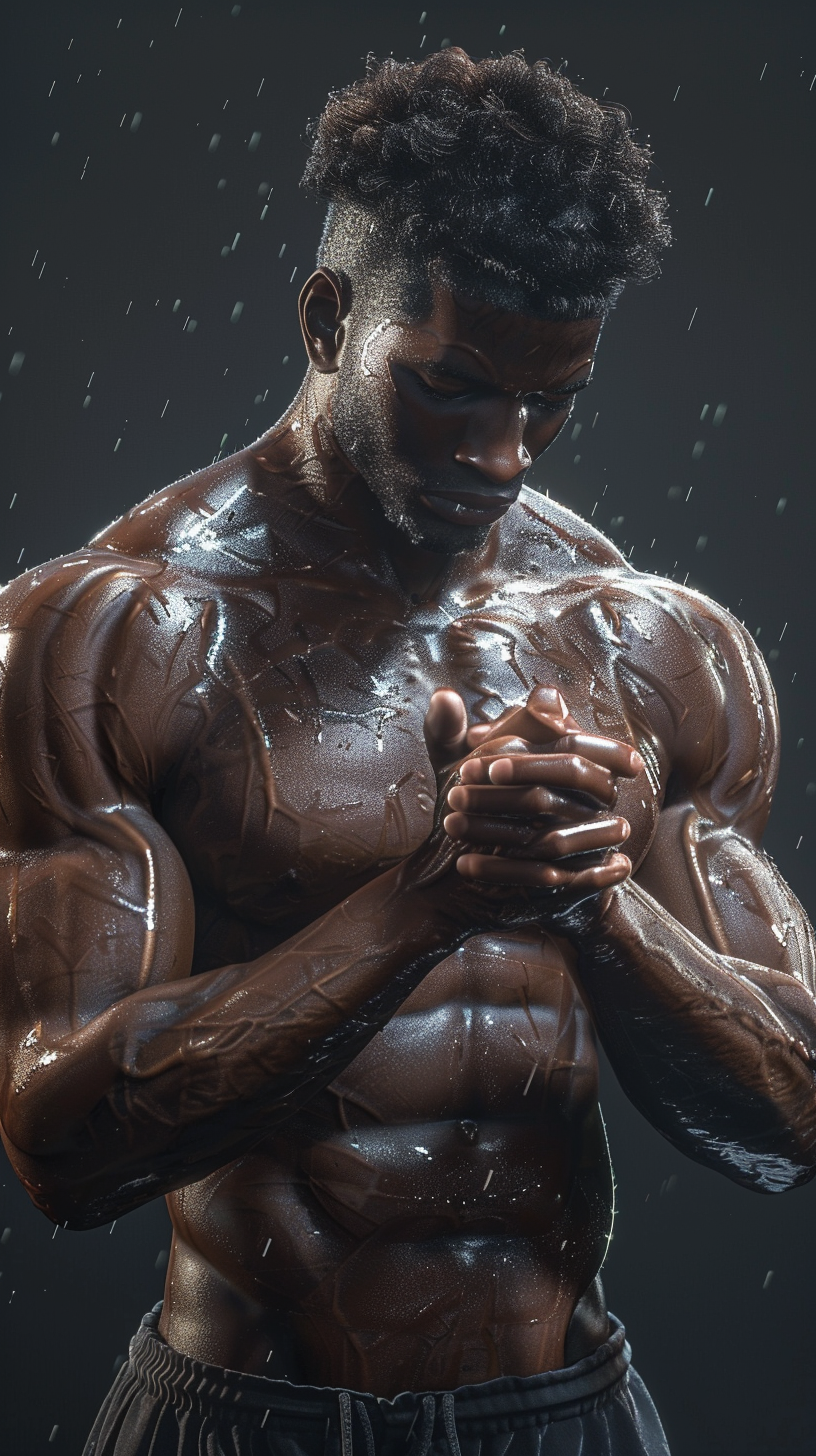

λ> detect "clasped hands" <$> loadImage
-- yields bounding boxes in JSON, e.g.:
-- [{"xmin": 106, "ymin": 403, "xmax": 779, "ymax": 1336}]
[{"xmin": 424, "ymin": 683, "xmax": 643, "ymax": 903}]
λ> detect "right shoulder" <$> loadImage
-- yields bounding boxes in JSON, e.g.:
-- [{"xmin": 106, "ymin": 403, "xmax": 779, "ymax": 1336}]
[
  {"xmin": 0, "ymin": 548, "xmax": 196, "ymax": 842},
  {"xmin": 0, "ymin": 545, "xmax": 170, "ymax": 678}
]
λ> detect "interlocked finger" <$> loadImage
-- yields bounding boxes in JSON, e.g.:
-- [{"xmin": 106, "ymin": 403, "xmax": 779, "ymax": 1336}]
[
  {"xmin": 460, "ymin": 752, "xmax": 618, "ymax": 804},
  {"xmin": 443, "ymin": 811, "xmax": 630, "ymax": 859},
  {"xmin": 454, "ymin": 851, "xmax": 633, "ymax": 889},
  {"xmin": 446, "ymin": 783, "xmax": 587, "ymax": 821},
  {"xmin": 524, "ymin": 732, "xmax": 643, "ymax": 779}
]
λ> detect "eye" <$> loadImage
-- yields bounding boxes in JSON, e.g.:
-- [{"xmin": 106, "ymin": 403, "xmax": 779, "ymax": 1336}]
[
  {"xmin": 412, "ymin": 371, "xmax": 473, "ymax": 402},
  {"xmin": 408, "ymin": 368, "xmax": 581, "ymax": 413},
  {"xmin": 525, "ymin": 393, "xmax": 575, "ymax": 417}
]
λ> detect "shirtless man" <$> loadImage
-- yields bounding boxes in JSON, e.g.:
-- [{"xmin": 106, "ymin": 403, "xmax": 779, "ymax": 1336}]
[{"xmin": 2, "ymin": 49, "xmax": 815, "ymax": 1456}]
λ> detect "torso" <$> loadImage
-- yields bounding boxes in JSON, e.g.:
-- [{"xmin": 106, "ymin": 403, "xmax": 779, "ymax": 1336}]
[{"xmin": 90, "ymin": 442, "xmax": 687, "ymax": 1393}]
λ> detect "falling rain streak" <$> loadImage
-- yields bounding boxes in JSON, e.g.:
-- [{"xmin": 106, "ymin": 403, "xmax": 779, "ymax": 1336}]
[{"xmin": 0, "ymin": 16, "xmax": 813, "ymax": 1456}]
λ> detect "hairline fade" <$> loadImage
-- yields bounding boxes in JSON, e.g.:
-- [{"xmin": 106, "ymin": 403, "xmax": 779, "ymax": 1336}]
[{"xmin": 302, "ymin": 49, "xmax": 671, "ymax": 324}]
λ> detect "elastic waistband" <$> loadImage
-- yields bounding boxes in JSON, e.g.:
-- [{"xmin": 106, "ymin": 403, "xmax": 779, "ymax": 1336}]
[{"xmin": 126, "ymin": 1304, "xmax": 632, "ymax": 1435}]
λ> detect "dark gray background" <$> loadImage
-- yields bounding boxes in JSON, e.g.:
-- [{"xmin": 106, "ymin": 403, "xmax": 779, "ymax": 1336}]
[{"xmin": 1, "ymin": 2, "xmax": 815, "ymax": 1452}]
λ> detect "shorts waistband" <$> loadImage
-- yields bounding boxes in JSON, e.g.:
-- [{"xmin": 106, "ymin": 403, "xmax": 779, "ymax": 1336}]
[{"xmin": 125, "ymin": 1304, "xmax": 632, "ymax": 1436}]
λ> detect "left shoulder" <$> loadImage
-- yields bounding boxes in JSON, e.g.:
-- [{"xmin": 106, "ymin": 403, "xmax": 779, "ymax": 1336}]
[
  {"xmin": 504, "ymin": 495, "xmax": 779, "ymax": 833},
  {"xmin": 511, "ymin": 490, "xmax": 773, "ymax": 737},
  {"xmin": 639, "ymin": 573, "xmax": 775, "ymax": 724},
  {"xmin": 629, "ymin": 574, "xmax": 779, "ymax": 838},
  {"xmin": 514, "ymin": 485, "xmax": 629, "ymax": 570}
]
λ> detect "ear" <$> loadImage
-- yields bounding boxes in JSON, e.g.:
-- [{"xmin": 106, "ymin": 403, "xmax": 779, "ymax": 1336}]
[{"xmin": 298, "ymin": 268, "xmax": 352, "ymax": 374}]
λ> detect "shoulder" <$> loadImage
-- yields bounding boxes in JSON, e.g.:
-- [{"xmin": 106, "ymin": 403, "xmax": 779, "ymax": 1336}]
[
  {"xmin": 510, "ymin": 493, "xmax": 773, "ymax": 764},
  {"xmin": 0, "ymin": 438, "xmax": 274, "ymax": 681},
  {"xmin": 622, "ymin": 571, "xmax": 774, "ymax": 734},
  {"xmin": 500, "ymin": 495, "xmax": 776, "ymax": 833},
  {"xmin": 0, "ymin": 444, "xmax": 304, "ymax": 844},
  {"xmin": 606, "ymin": 571, "xmax": 778, "ymax": 837},
  {"xmin": 92, "ymin": 445, "xmax": 271, "ymax": 568},
  {"xmin": 0, "ymin": 545, "xmax": 169, "ymax": 667},
  {"xmin": 0, "ymin": 546, "xmax": 192, "ymax": 838},
  {"xmin": 513, "ymin": 485, "xmax": 629, "ymax": 570}
]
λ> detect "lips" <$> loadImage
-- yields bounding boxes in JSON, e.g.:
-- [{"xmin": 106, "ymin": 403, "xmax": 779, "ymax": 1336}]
[{"xmin": 418, "ymin": 490, "xmax": 519, "ymax": 525}]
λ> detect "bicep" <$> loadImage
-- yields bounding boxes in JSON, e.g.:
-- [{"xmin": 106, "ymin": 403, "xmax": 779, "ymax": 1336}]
[
  {"xmin": 634, "ymin": 800, "xmax": 816, "ymax": 992},
  {"xmin": 0, "ymin": 555, "xmax": 196, "ymax": 1036},
  {"xmin": 0, "ymin": 803, "xmax": 195, "ymax": 1153},
  {"xmin": 2, "ymin": 801, "xmax": 195, "ymax": 1031},
  {"xmin": 631, "ymin": 592, "xmax": 814, "ymax": 984}
]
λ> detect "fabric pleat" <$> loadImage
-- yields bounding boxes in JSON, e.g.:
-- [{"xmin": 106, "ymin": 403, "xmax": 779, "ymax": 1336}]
[{"xmin": 83, "ymin": 1305, "xmax": 670, "ymax": 1456}]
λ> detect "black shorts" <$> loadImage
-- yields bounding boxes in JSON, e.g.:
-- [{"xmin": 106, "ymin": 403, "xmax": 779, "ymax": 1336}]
[{"xmin": 83, "ymin": 1304, "xmax": 670, "ymax": 1456}]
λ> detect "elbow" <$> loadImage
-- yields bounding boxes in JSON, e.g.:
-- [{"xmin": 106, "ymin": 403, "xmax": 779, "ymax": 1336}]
[
  {"xmin": 41, "ymin": 1200, "xmax": 111, "ymax": 1234},
  {"xmin": 1, "ymin": 1112, "xmax": 89, "ymax": 1226},
  {"xmin": 728, "ymin": 1161, "xmax": 815, "ymax": 1195},
  {"xmin": 705, "ymin": 1135, "xmax": 816, "ymax": 1194},
  {"xmin": 669, "ymin": 1110, "xmax": 816, "ymax": 1193},
  {"xmin": 741, "ymin": 1152, "xmax": 816, "ymax": 1195},
  {"xmin": 2, "ymin": 1120, "xmax": 156, "ymax": 1231},
  {"xmin": 3, "ymin": 1159, "xmax": 106, "ymax": 1231},
  {"xmin": 10, "ymin": 1160, "xmax": 159, "ymax": 1230}
]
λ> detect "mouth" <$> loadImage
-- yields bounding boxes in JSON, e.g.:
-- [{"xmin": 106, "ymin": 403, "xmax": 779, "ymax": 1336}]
[{"xmin": 418, "ymin": 490, "xmax": 519, "ymax": 526}]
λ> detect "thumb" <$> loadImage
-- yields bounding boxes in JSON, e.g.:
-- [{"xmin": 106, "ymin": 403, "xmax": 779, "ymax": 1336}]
[{"xmin": 423, "ymin": 688, "xmax": 468, "ymax": 775}]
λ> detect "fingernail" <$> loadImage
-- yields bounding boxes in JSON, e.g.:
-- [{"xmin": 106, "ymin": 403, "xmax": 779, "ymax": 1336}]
[{"xmin": 488, "ymin": 758, "xmax": 511, "ymax": 781}]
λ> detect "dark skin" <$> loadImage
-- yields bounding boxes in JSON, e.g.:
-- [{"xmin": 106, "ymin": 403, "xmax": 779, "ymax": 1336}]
[{"xmin": 1, "ymin": 266, "xmax": 816, "ymax": 1398}]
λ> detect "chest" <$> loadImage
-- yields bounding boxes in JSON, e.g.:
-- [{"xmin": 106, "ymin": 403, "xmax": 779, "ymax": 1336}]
[{"xmin": 161, "ymin": 584, "xmax": 665, "ymax": 931}]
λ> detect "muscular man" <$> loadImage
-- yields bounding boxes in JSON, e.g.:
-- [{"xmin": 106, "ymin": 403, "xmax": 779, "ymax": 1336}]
[{"xmin": 2, "ymin": 49, "xmax": 815, "ymax": 1456}]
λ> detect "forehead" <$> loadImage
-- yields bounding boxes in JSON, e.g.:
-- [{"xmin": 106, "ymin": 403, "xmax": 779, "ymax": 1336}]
[{"xmin": 390, "ymin": 283, "xmax": 603, "ymax": 391}]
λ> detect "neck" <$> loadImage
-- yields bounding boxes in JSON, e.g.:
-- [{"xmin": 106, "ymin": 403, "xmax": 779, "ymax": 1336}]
[{"xmin": 253, "ymin": 368, "xmax": 468, "ymax": 602}]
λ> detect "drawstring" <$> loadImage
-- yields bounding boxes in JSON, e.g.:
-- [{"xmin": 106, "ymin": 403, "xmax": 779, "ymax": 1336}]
[
  {"xmin": 408, "ymin": 1391, "xmax": 461, "ymax": 1456},
  {"xmin": 339, "ymin": 1390, "xmax": 354, "ymax": 1456},
  {"xmin": 414, "ymin": 1395, "xmax": 438, "ymax": 1456},
  {"xmin": 338, "ymin": 1387, "xmax": 461, "ymax": 1456},
  {"xmin": 355, "ymin": 1400, "xmax": 376, "ymax": 1456},
  {"xmin": 338, "ymin": 1392, "xmax": 376, "ymax": 1456},
  {"xmin": 441, "ymin": 1393, "xmax": 462, "ymax": 1456}
]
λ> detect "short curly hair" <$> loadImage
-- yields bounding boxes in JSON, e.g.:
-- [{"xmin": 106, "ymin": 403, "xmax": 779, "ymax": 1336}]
[{"xmin": 302, "ymin": 48, "xmax": 671, "ymax": 321}]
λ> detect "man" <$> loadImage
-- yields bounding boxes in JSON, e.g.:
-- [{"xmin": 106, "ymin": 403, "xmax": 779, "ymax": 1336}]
[{"xmin": 1, "ymin": 47, "xmax": 815, "ymax": 1456}]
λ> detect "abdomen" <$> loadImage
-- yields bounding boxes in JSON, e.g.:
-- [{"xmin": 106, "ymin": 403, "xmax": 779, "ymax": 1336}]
[{"xmin": 163, "ymin": 930, "xmax": 614, "ymax": 1392}]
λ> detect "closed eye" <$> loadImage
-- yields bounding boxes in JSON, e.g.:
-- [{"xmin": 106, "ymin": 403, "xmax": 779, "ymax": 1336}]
[
  {"xmin": 411, "ymin": 369, "xmax": 590, "ymax": 412},
  {"xmin": 525, "ymin": 394, "xmax": 576, "ymax": 416},
  {"xmin": 413, "ymin": 373, "xmax": 473, "ymax": 402},
  {"xmin": 526, "ymin": 378, "xmax": 592, "ymax": 413}
]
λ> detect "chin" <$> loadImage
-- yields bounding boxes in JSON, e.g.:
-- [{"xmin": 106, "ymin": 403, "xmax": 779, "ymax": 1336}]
[
  {"xmin": 389, "ymin": 503, "xmax": 494, "ymax": 556},
  {"xmin": 421, "ymin": 522, "xmax": 495, "ymax": 554}
]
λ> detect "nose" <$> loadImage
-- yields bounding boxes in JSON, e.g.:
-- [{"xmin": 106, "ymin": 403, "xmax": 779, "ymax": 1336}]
[{"xmin": 453, "ymin": 398, "xmax": 532, "ymax": 485}]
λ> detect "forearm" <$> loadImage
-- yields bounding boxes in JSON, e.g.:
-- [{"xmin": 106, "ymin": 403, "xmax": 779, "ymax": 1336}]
[
  {"xmin": 4, "ymin": 863, "xmax": 469, "ymax": 1226},
  {"xmin": 568, "ymin": 880, "xmax": 816, "ymax": 1191}
]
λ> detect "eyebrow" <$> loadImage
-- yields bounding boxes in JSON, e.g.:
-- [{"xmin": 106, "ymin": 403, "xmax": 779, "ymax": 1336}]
[{"xmin": 417, "ymin": 359, "xmax": 593, "ymax": 396}]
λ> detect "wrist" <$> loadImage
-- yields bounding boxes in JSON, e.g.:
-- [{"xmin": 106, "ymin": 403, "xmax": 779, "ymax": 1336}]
[
  {"xmin": 380, "ymin": 855, "xmax": 478, "ymax": 950},
  {"xmin": 548, "ymin": 881, "xmax": 622, "ymax": 946}
]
